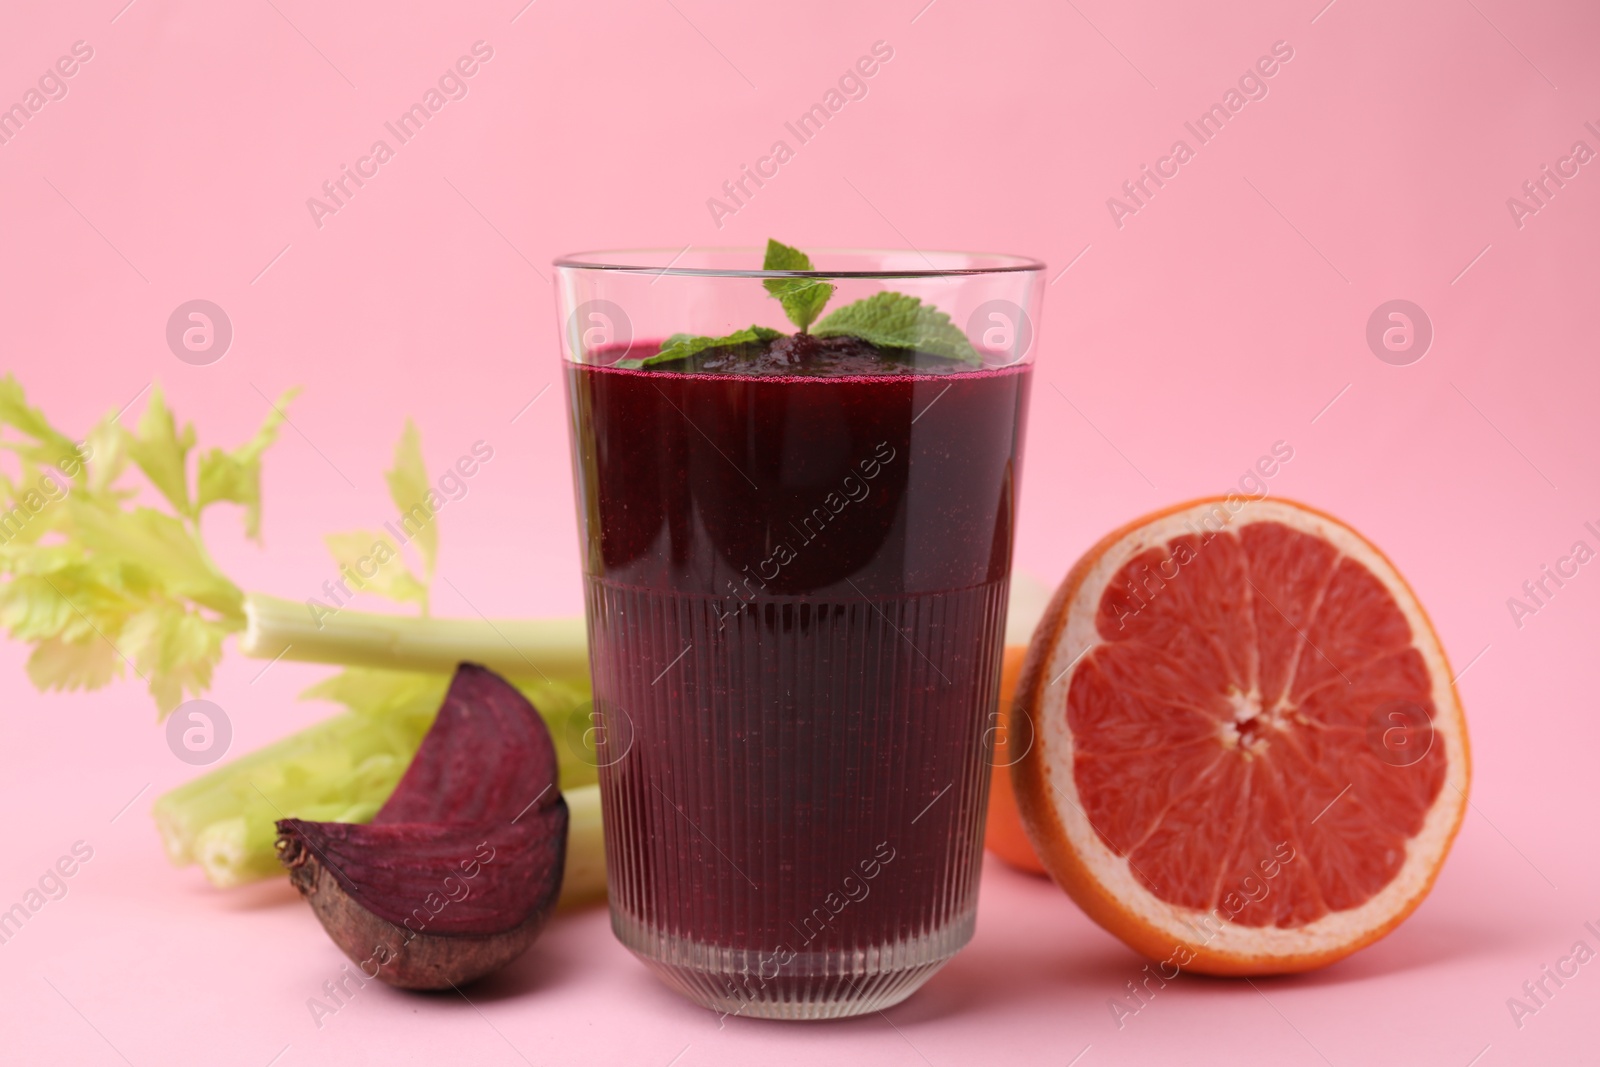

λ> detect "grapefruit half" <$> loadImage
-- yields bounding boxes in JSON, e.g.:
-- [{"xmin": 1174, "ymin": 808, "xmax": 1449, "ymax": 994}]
[{"xmin": 1013, "ymin": 497, "xmax": 1470, "ymax": 975}]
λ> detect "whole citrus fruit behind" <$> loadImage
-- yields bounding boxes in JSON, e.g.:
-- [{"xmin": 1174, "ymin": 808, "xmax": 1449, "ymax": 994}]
[
  {"xmin": 1012, "ymin": 497, "xmax": 1470, "ymax": 975},
  {"xmin": 985, "ymin": 645, "xmax": 1048, "ymax": 875}
]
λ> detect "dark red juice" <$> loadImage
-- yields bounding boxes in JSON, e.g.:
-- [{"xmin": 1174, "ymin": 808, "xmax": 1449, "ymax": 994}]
[{"xmin": 566, "ymin": 347, "xmax": 1031, "ymax": 1014}]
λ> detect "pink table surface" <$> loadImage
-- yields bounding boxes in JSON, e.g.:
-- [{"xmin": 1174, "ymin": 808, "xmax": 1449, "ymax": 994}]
[{"xmin": 4, "ymin": 0, "xmax": 1599, "ymax": 1063}]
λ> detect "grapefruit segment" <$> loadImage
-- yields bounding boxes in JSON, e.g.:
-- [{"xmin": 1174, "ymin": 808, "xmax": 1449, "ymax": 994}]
[{"xmin": 1013, "ymin": 498, "xmax": 1469, "ymax": 974}]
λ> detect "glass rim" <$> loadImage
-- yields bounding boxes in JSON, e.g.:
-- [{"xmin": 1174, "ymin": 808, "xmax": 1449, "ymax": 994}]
[{"xmin": 552, "ymin": 246, "xmax": 1047, "ymax": 280}]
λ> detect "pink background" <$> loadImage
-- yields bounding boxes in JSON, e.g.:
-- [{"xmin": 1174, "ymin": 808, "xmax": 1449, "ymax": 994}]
[{"xmin": 3, "ymin": 0, "xmax": 1598, "ymax": 1063}]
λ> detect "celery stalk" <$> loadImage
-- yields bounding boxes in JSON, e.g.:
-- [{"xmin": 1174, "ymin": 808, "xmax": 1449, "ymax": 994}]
[
  {"xmin": 152, "ymin": 705, "xmax": 433, "ymax": 873},
  {"xmin": 240, "ymin": 593, "xmax": 590, "ymax": 683},
  {"xmin": 558, "ymin": 785, "xmax": 607, "ymax": 908}
]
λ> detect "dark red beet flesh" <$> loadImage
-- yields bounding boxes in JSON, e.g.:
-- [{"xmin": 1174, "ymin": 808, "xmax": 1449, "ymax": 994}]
[{"xmin": 276, "ymin": 664, "xmax": 568, "ymax": 989}]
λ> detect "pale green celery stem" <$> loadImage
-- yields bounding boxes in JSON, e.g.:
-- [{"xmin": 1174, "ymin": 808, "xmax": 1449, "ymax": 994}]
[
  {"xmin": 153, "ymin": 705, "xmax": 435, "ymax": 868},
  {"xmin": 241, "ymin": 593, "xmax": 589, "ymax": 682},
  {"xmin": 557, "ymin": 784, "xmax": 606, "ymax": 908}
]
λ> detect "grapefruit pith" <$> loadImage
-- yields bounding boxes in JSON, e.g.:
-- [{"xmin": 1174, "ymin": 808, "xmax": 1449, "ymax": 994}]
[{"xmin": 1012, "ymin": 497, "xmax": 1470, "ymax": 975}]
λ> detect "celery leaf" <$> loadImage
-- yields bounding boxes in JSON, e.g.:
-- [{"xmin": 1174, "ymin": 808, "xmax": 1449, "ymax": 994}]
[
  {"xmin": 121, "ymin": 602, "xmax": 227, "ymax": 714},
  {"xmin": 0, "ymin": 374, "xmax": 80, "ymax": 471},
  {"xmin": 323, "ymin": 529, "xmax": 430, "ymax": 611},
  {"xmin": 196, "ymin": 387, "xmax": 299, "ymax": 541},
  {"xmin": 69, "ymin": 502, "xmax": 243, "ymax": 618},
  {"xmin": 26, "ymin": 634, "xmax": 120, "ymax": 694},
  {"xmin": 384, "ymin": 420, "xmax": 438, "ymax": 579},
  {"xmin": 125, "ymin": 387, "xmax": 197, "ymax": 517}
]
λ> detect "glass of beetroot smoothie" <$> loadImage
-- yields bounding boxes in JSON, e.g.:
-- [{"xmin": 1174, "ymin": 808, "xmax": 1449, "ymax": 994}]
[{"xmin": 554, "ymin": 243, "xmax": 1042, "ymax": 1019}]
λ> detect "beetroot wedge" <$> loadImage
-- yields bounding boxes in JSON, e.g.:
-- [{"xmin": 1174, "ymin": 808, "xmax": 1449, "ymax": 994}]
[
  {"xmin": 376, "ymin": 662, "xmax": 563, "ymax": 825},
  {"xmin": 276, "ymin": 663, "xmax": 568, "ymax": 989}
]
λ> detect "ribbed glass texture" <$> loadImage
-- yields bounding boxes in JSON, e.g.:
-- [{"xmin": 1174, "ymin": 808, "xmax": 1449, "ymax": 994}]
[{"xmin": 589, "ymin": 580, "xmax": 1007, "ymax": 1019}]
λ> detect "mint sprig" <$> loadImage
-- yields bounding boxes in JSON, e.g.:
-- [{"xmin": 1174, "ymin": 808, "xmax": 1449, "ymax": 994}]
[
  {"xmin": 616, "ymin": 239, "xmax": 984, "ymax": 371},
  {"xmin": 813, "ymin": 291, "xmax": 980, "ymax": 366},
  {"xmin": 762, "ymin": 239, "xmax": 835, "ymax": 333}
]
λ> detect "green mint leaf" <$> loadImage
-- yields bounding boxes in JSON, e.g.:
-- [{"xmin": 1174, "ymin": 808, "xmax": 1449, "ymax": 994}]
[
  {"xmin": 813, "ymin": 292, "xmax": 980, "ymax": 365},
  {"xmin": 616, "ymin": 333, "xmax": 696, "ymax": 368},
  {"xmin": 628, "ymin": 325, "xmax": 784, "ymax": 368},
  {"xmin": 762, "ymin": 239, "xmax": 834, "ymax": 333}
]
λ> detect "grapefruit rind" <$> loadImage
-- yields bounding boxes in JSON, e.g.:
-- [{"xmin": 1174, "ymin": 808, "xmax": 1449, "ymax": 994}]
[{"xmin": 1013, "ymin": 497, "xmax": 1470, "ymax": 975}]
